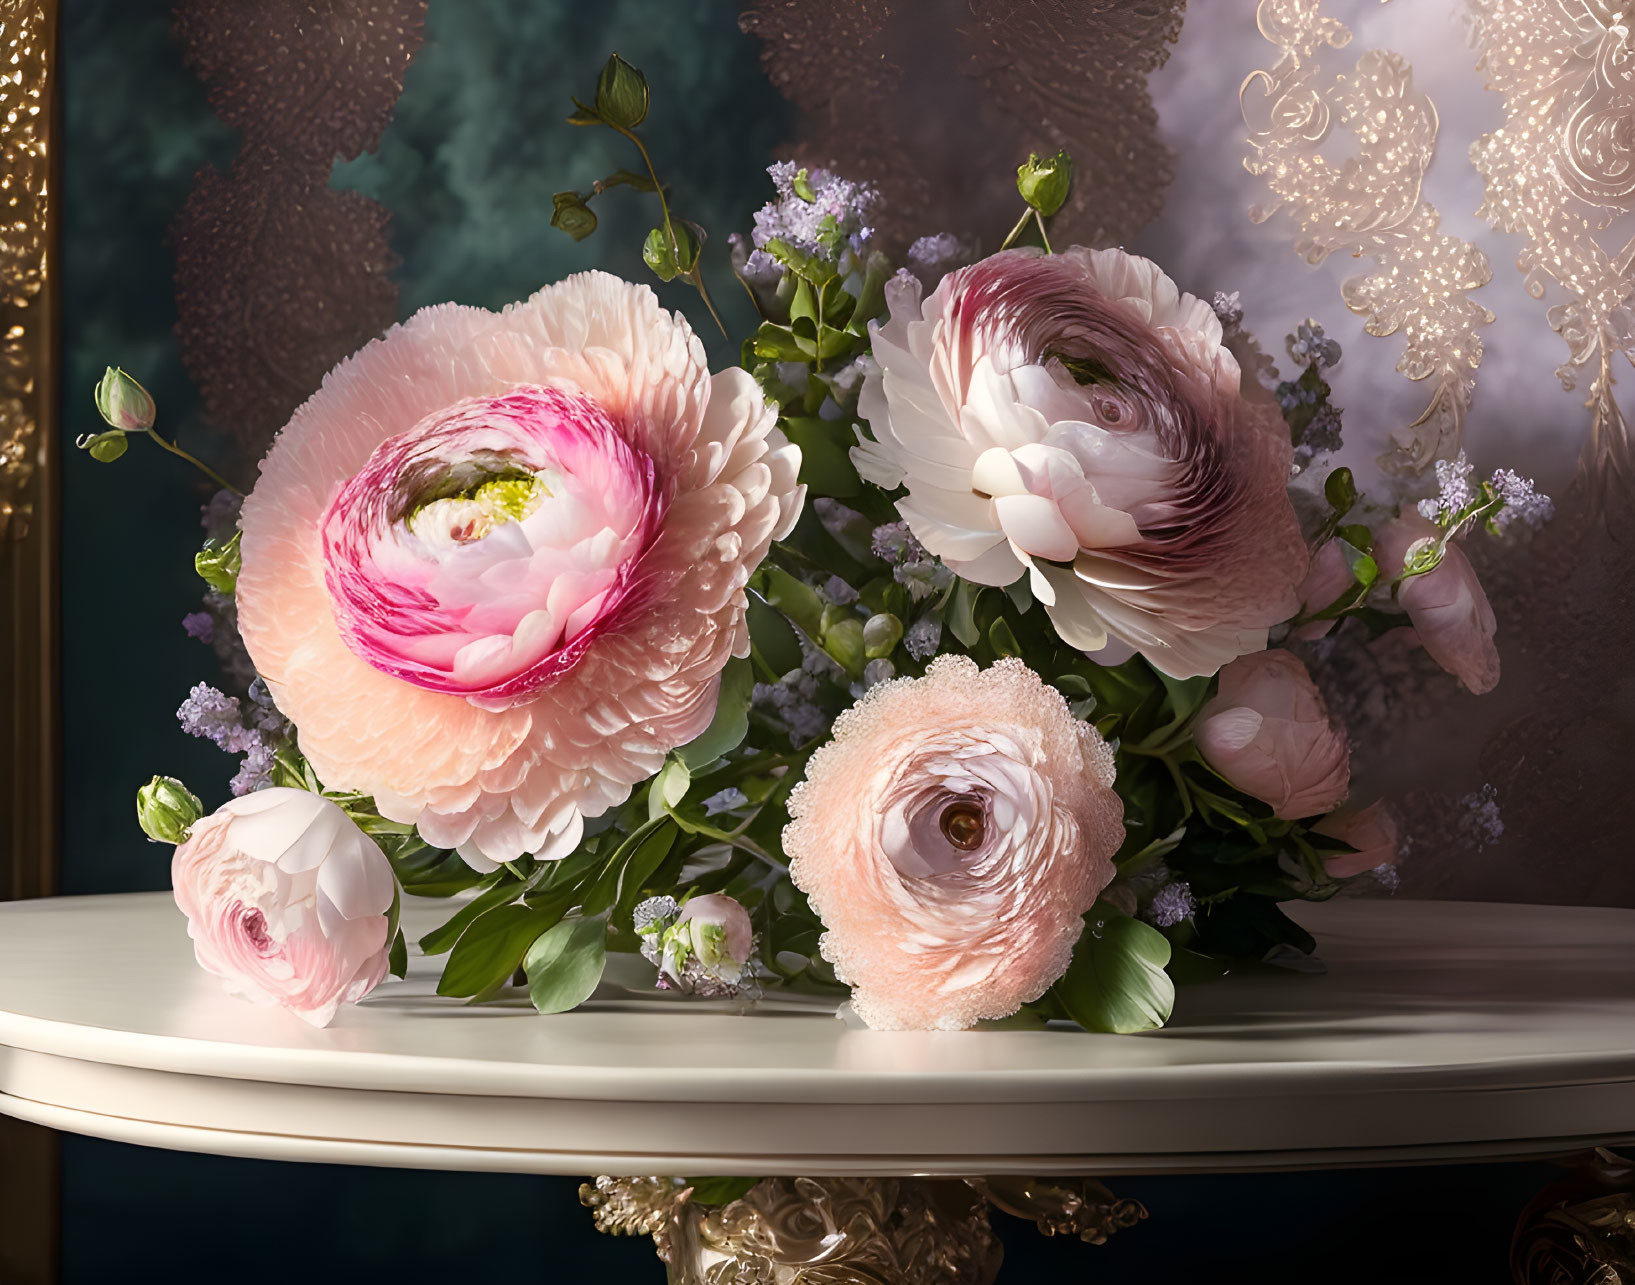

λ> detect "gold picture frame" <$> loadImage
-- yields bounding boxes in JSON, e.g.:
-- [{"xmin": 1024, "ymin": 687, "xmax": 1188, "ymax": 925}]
[{"xmin": 0, "ymin": 1, "xmax": 60, "ymax": 1281}]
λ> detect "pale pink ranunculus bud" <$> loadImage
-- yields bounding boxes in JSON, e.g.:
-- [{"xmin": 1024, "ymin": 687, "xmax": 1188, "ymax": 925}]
[
  {"xmin": 1313, "ymin": 801, "xmax": 1399, "ymax": 879},
  {"xmin": 1290, "ymin": 539, "xmax": 1355, "ymax": 641},
  {"xmin": 1374, "ymin": 514, "xmax": 1499, "ymax": 695},
  {"xmin": 1194, "ymin": 649, "xmax": 1350, "ymax": 820},
  {"xmin": 171, "ymin": 788, "xmax": 396, "ymax": 1027},
  {"xmin": 784, "ymin": 656, "xmax": 1124, "ymax": 1031},
  {"xmin": 673, "ymin": 893, "xmax": 754, "ymax": 988}
]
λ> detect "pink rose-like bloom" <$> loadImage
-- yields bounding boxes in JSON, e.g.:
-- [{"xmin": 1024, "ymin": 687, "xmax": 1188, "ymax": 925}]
[
  {"xmin": 1375, "ymin": 514, "xmax": 1500, "ymax": 695},
  {"xmin": 1290, "ymin": 538, "xmax": 1355, "ymax": 641},
  {"xmin": 854, "ymin": 247, "xmax": 1307, "ymax": 678},
  {"xmin": 784, "ymin": 656, "xmax": 1124, "ymax": 1031},
  {"xmin": 1313, "ymin": 801, "xmax": 1399, "ymax": 879},
  {"xmin": 238, "ymin": 274, "xmax": 803, "ymax": 869},
  {"xmin": 1195, "ymin": 649, "xmax": 1350, "ymax": 820},
  {"xmin": 171, "ymin": 788, "xmax": 395, "ymax": 1027}
]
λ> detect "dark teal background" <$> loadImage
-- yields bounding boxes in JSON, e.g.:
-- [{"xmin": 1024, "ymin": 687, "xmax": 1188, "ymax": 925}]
[{"xmin": 55, "ymin": 2, "xmax": 1558, "ymax": 1279}]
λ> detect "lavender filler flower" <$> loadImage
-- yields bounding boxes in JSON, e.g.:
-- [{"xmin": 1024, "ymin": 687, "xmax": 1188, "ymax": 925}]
[{"xmin": 1148, "ymin": 881, "xmax": 1196, "ymax": 928}]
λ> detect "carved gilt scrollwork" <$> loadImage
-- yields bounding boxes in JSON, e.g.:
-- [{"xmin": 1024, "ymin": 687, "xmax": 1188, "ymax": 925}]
[
  {"xmin": 582, "ymin": 1173, "xmax": 1147, "ymax": 1283},
  {"xmin": 1242, "ymin": 0, "xmax": 1494, "ymax": 475}
]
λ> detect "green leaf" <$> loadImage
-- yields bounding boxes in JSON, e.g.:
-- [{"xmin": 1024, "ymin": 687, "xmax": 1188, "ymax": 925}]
[
  {"xmin": 596, "ymin": 168, "xmax": 658, "ymax": 194},
  {"xmin": 648, "ymin": 758, "xmax": 691, "ymax": 822},
  {"xmin": 1166, "ymin": 945, "xmax": 1226, "ymax": 986},
  {"xmin": 687, "ymin": 1176, "xmax": 758, "ymax": 1205},
  {"xmin": 418, "ymin": 868, "xmax": 519, "ymax": 956},
  {"xmin": 567, "ymin": 97, "xmax": 602, "ymax": 126},
  {"xmin": 781, "ymin": 417, "xmax": 862, "ymax": 498},
  {"xmin": 946, "ymin": 579, "xmax": 983, "ymax": 648},
  {"xmin": 195, "ymin": 530, "xmax": 242, "ymax": 595},
  {"xmin": 80, "ymin": 429, "xmax": 128, "ymax": 462},
  {"xmin": 388, "ymin": 929, "xmax": 408, "ymax": 980},
  {"xmin": 761, "ymin": 236, "xmax": 838, "ymax": 285},
  {"xmin": 750, "ymin": 323, "xmax": 806, "ymax": 362},
  {"xmin": 1323, "ymin": 466, "xmax": 1357, "ymax": 517},
  {"xmin": 1051, "ymin": 909, "xmax": 1175, "ymax": 1034},
  {"xmin": 593, "ymin": 53, "xmax": 649, "ymax": 129},
  {"xmin": 524, "ymin": 917, "xmax": 609, "ymax": 1014},
  {"xmin": 437, "ymin": 904, "xmax": 564, "ymax": 998},
  {"xmin": 581, "ymin": 815, "xmax": 672, "ymax": 916},
  {"xmin": 550, "ymin": 192, "xmax": 597, "ymax": 241},
  {"xmin": 643, "ymin": 227, "xmax": 679, "ymax": 282},
  {"xmin": 747, "ymin": 591, "xmax": 803, "ymax": 676},
  {"xmin": 1335, "ymin": 523, "xmax": 1373, "ymax": 553},
  {"xmin": 760, "ymin": 565, "xmax": 824, "ymax": 635},
  {"xmin": 988, "ymin": 616, "xmax": 1022, "ymax": 657},
  {"xmin": 1016, "ymin": 150, "xmax": 1073, "ymax": 217},
  {"xmin": 677, "ymin": 657, "xmax": 755, "ymax": 769}
]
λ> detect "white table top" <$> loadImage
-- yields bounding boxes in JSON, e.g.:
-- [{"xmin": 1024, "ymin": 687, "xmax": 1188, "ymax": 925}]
[{"xmin": 1, "ymin": 891, "xmax": 1632, "ymax": 1176}]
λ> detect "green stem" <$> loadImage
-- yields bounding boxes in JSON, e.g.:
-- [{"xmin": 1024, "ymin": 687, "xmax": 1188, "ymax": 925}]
[
  {"xmin": 1033, "ymin": 209, "xmax": 1053, "ymax": 255},
  {"xmin": 145, "ymin": 429, "xmax": 242, "ymax": 496},
  {"xmin": 998, "ymin": 206, "xmax": 1032, "ymax": 252},
  {"xmin": 611, "ymin": 121, "xmax": 728, "ymax": 339}
]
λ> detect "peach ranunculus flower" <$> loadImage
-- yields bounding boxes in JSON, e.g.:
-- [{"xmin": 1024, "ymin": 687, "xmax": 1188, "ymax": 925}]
[
  {"xmin": 1313, "ymin": 801, "xmax": 1399, "ymax": 879},
  {"xmin": 238, "ymin": 274, "xmax": 803, "ymax": 869},
  {"xmin": 1194, "ymin": 649, "xmax": 1350, "ymax": 821},
  {"xmin": 783, "ymin": 656, "xmax": 1124, "ymax": 1030},
  {"xmin": 853, "ymin": 246, "xmax": 1307, "ymax": 679},
  {"xmin": 1374, "ymin": 514, "xmax": 1500, "ymax": 695},
  {"xmin": 171, "ymin": 788, "xmax": 396, "ymax": 1027}
]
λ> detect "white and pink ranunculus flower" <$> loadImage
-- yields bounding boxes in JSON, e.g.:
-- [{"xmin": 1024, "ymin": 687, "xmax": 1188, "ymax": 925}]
[
  {"xmin": 238, "ymin": 274, "xmax": 803, "ymax": 869},
  {"xmin": 854, "ymin": 247, "xmax": 1306, "ymax": 679},
  {"xmin": 1195, "ymin": 649, "xmax": 1351, "ymax": 821},
  {"xmin": 171, "ymin": 789, "xmax": 395, "ymax": 1027},
  {"xmin": 1374, "ymin": 514, "xmax": 1500, "ymax": 695},
  {"xmin": 783, "ymin": 656, "xmax": 1124, "ymax": 1031}
]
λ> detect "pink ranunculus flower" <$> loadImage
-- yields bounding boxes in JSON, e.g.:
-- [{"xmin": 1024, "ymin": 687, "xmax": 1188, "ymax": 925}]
[
  {"xmin": 1313, "ymin": 800, "xmax": 1399, "ymax": 879},
  {"xmin": 1195, "ymin": 649, "xmax": 1350, "ymax": 821},
  {"xmin": 1374, "ymin": 514, "xmax": 1500, "ymax": 695},
  {"xmin": 853, "ymin": 247, "xmax": 1307, "ymax": 679},
  {"xmin": 171, "ymin": 788, "xmax": 395, "ymax": 1027},
  {"xmin": 784, "ymin": 656, "xmax": 1124, "ymax": 1031},
  {"xmin": 1290, "ymin": 538, "xmax": 1355, "ymax": 641},
  {"xmin": 237, "ymin": 274, "xmax": 804, "ymax": 869}
]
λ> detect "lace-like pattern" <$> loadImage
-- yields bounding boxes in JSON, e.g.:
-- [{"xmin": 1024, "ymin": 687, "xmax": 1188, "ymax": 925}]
[
  {"xmin": 1468, "ymin": 0, "xmax": 1635, "ymax": 508},
  {"xmin": 1242, "ymin": 0, "xmax": 1494, "ymax": 474},
  {"xmin": 740, "ymin": 0, "xmax": 1185, "ymax": 250}
]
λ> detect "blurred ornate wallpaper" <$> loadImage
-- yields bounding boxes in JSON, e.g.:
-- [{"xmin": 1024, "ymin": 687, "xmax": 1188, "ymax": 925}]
[{"xmin": 51, "ymin": 1, "xmax": 1634, "ymax": 1280}]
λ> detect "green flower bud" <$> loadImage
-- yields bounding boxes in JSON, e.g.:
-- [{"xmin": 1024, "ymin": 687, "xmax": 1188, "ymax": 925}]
[
  {"xmin": 550, "ymin": 192, "xmax": 598, "ymax": 242},
  {"xmin": 137, "ymin": 775, "xmax": 204, "ymax": 845},
  {"xmin": 862, "ymin": 612, "xmax": 903, "ymax": 659},
  {"xmin": 196, "ymin": 530, "xmax": 242, "ymax": 595},
  {"xmin": 822, "ymin": 616, "xmax": 866, "ymax": 675},
  {"xmin": 94, "ymin": 367, "xmax": 156, "ymax": 432},
  {"xmin": 1016, "ymin": 150, "xmax": 1073, "ymax": 217},
  {"xmin": 79, "ymin": 430, "xmax": 129, "ymax": 463},
  {"xmin": 594, "ymin": 53, "xmax": 649, "ymax": 130}
]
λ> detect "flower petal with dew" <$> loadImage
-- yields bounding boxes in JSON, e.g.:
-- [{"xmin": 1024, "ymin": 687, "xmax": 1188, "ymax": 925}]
[
  {"xmin": 238, "ymin": 274, "xmax": 803, "ymax": 869},
  {"xmin": 784, "ymin": 656, "xmax": 1124, "ymax": 1031},
  {"xmin": 854, "ymin": 247, "xmax": 1306, "ymax": 678}
]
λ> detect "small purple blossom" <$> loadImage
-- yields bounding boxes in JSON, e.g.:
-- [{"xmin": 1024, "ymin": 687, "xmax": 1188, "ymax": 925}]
[
  {"xmin": 823, "ymin": 575, "xmax": 859, "ymax": 605},
  {"xmin": 200, "ymin": 488, "xmax": 242, "ymax": 542},
  {"xmin": 1147, "ymin": 881, "xmax": 1196, "ymax": 928},
  {"xmin": 181, "ymin": 611, "xmax": 214, "ymax": 643},
  {"xmin": 1457, "ymin": 783, "xmax": 1504, "ymax": 849},
  {"xmin": 1288, "ymin": 320, "xmax": 1341, "ymax": 369},
  {"xmin": 1417, "ymin": 451, "xmax": 1477, "ymax": 523},
  {"xmin": 1211, "ymin": 290, "xmax": 1244, "ymax": 329},
  {"xmin": 894, "ymin": 558, "xmax": 953, "ymax": 602},
  {"xmin": 1372, "ymin": 863, "xmax": 1401, "ymax": 892},
  {"xmin": 1303, "ymin": 403, "xmax": 1343, "ymax": 455},
  {"xmin": 748, "ymin": 162, "xmax": 879, "ymax": 273},
  {"xmin": 1489, "ymin": 467, "xmax": 1554, "ymax": 530},
  {"xmin": 177, "ymin": 683, "xmax": 258, "ymax": 754},
  {"xmin": 906, "ymin": 233, "xmax": 969, "ymax": 288},
  {"xmin": 871, "ymin": 521, "xmax": 922, "ymax": 564},
  {"xmin": 702, "ymin": 787, "xmax": 749, "ymax": 817},
  {"xmin": 228, "ymin": 740, "xmax": 275, "ymax": 796},
  {"xmin": 904, "ymin": 617, "xmax": 942, "ymax": 660}
]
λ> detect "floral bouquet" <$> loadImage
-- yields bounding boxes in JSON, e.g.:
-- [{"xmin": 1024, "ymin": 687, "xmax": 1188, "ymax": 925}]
[{"xmin": 96, "ymin": 56, "xmax": 1549, "ymax": 1035}]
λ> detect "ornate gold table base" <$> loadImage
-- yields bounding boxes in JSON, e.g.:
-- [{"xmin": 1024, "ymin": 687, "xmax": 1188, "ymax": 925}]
[
  {"xmin": 582, "ymin": 1174, "xmax": 1146, "ymax": 1283},
  {"xmin": 1513, "ymin": 1151, "xmax": 1635, "ymax": 1285}
]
